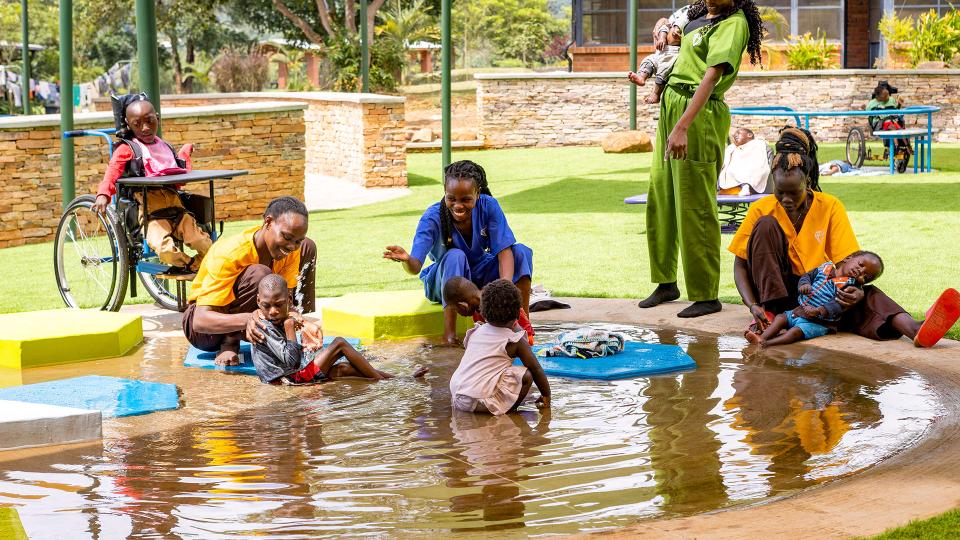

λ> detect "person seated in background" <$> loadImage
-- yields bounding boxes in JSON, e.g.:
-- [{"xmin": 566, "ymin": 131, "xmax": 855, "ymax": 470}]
[
  {"xmin": 867, "ymin": 80, "xmax": 912, "ymax": 157},
  {"xmin": 718, "ymin": 128, "xmax": 771, "ymax": 196}
]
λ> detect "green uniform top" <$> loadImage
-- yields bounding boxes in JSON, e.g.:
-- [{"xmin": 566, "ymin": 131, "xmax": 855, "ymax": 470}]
[
  {"xmin": 867, "ymin": 97, "xmax": 898, "ymax": 111},
  {"xmin": 668, "ymin": 9, "xmax": 750, "ymax": 100}
]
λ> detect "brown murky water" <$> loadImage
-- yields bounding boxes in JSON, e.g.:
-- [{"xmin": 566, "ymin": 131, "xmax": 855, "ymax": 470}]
[{"xmin": 0, "ymin": 323, "xmax": 943, "ymax": 538}]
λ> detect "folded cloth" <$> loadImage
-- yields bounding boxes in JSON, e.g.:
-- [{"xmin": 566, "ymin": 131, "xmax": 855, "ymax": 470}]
[
  {"xmin": 529, "ymin": 284, "xmax": 572, "ymax": 312},
  {"xmin": 539, "ymin": 328, "xmax": 626, "ymax": 359}
]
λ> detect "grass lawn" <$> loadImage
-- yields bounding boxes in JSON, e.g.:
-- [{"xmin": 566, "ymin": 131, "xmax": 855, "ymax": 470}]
[
  {"xmin": 866, "ymin": 509, "xmax": 960, "ymax": 539},
  {"xmin": 2, "ymin": 143, "xmax": 958, "ymax": 340}
]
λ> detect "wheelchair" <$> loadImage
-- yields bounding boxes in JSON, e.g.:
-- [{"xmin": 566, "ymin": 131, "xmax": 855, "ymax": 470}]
[
  {"xmin": 54, "ymin": 128, "xmax": 244, "ymax": 312},
  {"xmin": 845, "ymin": 112, "xmax": 911, "ymax": 174}
]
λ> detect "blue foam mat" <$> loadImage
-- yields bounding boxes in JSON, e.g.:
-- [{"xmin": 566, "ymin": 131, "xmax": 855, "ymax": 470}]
[
  {"xmin": 184, "ymin": 337, "xmax": 361, "ymax": 376},
  {"xmin": 0, "ymin": 375, "xmax": 180, "ymax": 418},
  {"xmin": 515, "ymin": 341, "xmax": 696, "ymax": 380}
]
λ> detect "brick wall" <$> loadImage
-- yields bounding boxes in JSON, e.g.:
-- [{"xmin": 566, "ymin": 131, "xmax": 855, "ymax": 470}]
[
  {"xmin": 476, "ymin": 70, "xmax": 960, "ymax": 148},
  {"xmin": 0, "ymin": 102, "xmax": 305, "ymax": 249},
  {"xmin": 96, "ymin": 92, "xmax": 407, "ymax": 189},
  {"xmin": 845, "ymin": 0, "xmax": 871, "ymax": 69}
]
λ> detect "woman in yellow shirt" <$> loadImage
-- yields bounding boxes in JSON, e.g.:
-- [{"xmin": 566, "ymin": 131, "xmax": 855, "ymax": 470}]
[{"xmin": 728, "ymin": 128, "xmax": 921, "ymax": 341}]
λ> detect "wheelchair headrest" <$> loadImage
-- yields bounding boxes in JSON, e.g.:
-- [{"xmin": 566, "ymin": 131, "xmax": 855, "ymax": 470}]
[{"xmin": 111, "ymin": 92, "xmax": 150, "ymax": 140}]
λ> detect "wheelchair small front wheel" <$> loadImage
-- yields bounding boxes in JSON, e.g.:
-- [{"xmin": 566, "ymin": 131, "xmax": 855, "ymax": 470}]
[
  {"xmin": 54, "ymin": 195, "xmax": 129, "ymax": 311},
  {"xmin": 846, "ymin": 128, "xmax": 866, "ymax": 169}
]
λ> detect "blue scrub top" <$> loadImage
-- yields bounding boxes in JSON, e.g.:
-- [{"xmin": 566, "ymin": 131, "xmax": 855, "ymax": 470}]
[{"xmin": 410, "ymin": 195, "xmax": 518, "ymax": 278}]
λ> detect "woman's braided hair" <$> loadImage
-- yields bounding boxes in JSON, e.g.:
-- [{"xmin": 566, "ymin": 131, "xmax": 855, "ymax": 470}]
[
  {"xmin": 439, "ymin": 160, "xmax": 492, "ymax": 248},
  {"xmin": 772, "ymin": 126, "xmax": 821, "ymax": 192},
  {"xmin": 685, "ymin": 0, "xmax": 764, "ymax": 65}
]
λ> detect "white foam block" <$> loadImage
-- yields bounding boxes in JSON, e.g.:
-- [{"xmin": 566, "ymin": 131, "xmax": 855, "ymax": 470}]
[{"xmin": 0, "ymin": 399, "xmax": 102, "ymax": 451}]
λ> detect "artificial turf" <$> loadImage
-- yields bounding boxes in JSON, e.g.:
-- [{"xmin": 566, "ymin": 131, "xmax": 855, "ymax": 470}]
[
  {"xmin": 1, "ymin": 144, "xmax": 958, "ymax": 341},
  {"xmin": 864, "ymin": 508, "xmax": 960, "ymax": 539}
]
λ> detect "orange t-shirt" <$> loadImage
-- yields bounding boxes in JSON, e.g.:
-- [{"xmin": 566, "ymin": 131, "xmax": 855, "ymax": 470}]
[
  {"xmin": 727, "ymin": 191, "xmax": 860, "ymax": 275},
  {"xmin": 188, "ymin": 225, "xmax": 301, "ymax": 306}
]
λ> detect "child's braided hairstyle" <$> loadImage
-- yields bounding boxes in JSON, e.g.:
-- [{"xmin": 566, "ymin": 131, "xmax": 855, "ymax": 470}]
[
  {"xmin": 772, "ymin": 126, "xmax": 821, "ymax": 192},
  {"xmin": 439, "ymin": 160, "xmax": 492, "ymax": 248},
  {"xmin": 685, "ymin": 0, "xmax": 764, "ymax": 65}
]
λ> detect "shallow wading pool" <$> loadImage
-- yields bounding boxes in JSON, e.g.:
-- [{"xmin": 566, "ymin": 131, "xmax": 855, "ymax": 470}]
[{"xmin": 0, "ymin": 322, "xmax": 943, "ymax": 538}]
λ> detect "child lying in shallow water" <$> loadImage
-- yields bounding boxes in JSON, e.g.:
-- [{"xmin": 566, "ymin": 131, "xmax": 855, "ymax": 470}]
[
  {"xmin": 251, "ymin": 274, "xmax": 427, "ymax": 384},
  {"xmin": 746, "ymin": 251, "xmax": 884, "ymax": 348}
]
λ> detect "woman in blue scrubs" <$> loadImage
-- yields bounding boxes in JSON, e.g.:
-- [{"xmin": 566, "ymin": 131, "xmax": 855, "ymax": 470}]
[{"xmin": 384, "ymin": 160, "xmax": 533, "ymax": 344}]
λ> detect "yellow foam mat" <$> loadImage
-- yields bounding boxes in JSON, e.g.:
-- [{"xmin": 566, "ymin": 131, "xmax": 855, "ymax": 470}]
[
  {"xmin": 322, "ymin": 290, "xmax": 472, "ymax": 342},
  {"xmin": 0, "ymin": 507, "xmax": 27, "ymax": 540},
  {"xmin": 0, "ymin": 310, "xmax": 143, "ymax": 370}
]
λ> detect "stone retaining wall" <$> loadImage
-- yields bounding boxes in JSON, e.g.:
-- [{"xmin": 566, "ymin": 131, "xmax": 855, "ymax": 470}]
[
  {"xmin": 96, "ymin": 92, "xmax": 407, "ymax": 188},
  {"xmin": 0, "ymin": 102, "xmax": 305, "ymax": 249},
  {"xmin": 476, "ymin": 70, "xmax": 960, "ymax": 147}
]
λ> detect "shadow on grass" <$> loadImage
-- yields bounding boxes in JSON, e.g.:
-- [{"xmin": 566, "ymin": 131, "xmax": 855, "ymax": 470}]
[
  {"xmin": 407, "ymin": 172, "xmax": 441, "ymax": 187},
  {"xmin": 375, "ymin": 176, "xmax": 646, "ymax": 218},
  {"xmin": 825, "ymin": 183, "xmax": 960, "ymax": 212},
  {"xmin": 497, "ymin": 177, "xmax": 646, "ymax": 214}
]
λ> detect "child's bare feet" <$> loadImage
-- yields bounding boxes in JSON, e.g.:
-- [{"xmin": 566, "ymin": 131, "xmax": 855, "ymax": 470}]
[
  {"xmin": 744, "ymin": 330, "xmax": 765, "ymax": 348},
  {"xmin": 643, "ymin": 93, "xmax": 660, "ymax": 104},
  {"xmin": 627, "ymin": 71, "xmax": 647, "ymax": 86}
]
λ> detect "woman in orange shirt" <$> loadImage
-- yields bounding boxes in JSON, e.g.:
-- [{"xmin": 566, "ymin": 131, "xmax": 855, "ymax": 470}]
[{"xmin": 729, "ymin": 127, "xmax": 922, "ymax": 342}]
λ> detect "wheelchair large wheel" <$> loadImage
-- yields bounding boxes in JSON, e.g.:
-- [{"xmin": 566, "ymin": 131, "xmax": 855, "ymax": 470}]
[
  {"xmin": 137, "ymin": 270, "xmax": 183, "ymax": 312},
  {"xmin": 54, "ymin": 195, "xmax": 129, "ymax": 311},
  {"xmin": 846, "ymin": 128, "xmax": 866, "ymax": 169}
]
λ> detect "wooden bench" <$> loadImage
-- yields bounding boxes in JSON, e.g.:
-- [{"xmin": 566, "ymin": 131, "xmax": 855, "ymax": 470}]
[
  {"xmin": 874, "ymin": 128, "xmax": 939, "ymax": 174},
  {"xmin": 624, "ymin": 193, "xmax": 766, "ymax": 233}
]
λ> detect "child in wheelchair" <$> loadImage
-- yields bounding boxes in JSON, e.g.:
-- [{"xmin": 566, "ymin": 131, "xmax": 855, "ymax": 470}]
[
  {"xmin": 92, "ymin": 93, "xmax": 211, "ymax": 273},
  {"xmin": 867, "ymin": 80, "xmax": 912, "ymax": 161}
]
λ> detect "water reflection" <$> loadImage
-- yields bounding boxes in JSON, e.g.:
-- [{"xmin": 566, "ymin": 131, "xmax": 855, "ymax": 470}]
[{"xmin": 0, "ymin": 324, "xmax": 942, "ymax": 538}]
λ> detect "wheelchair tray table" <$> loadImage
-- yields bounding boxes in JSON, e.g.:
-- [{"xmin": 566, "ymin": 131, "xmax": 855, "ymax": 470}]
[{"xmin": 116, "ymin": 169, "xmax": 248, "ymax": 187}]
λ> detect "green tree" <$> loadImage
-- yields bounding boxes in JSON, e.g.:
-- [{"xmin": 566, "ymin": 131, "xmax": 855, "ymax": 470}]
[
  {"xmin": 484, "ymin": 0, "xmax": 564, "ymax": 66},
  {"xmin": 0, "ymin": 0, "xmax": 62, "ymax": 81},
  {"xmin": 378, "ymin": 0, "xmax": 438, "ymax": 83}
]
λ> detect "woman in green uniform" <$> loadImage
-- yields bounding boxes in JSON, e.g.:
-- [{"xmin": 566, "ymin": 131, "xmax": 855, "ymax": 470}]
[{"xmin": 637, "ymin": 0, "xmax": 764, "ymax": 318}]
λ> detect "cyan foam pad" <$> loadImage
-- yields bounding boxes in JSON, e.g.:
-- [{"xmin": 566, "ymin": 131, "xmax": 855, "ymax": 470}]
[
  {"xmin": 322, "ymin": 290, "xmax": 473, "ymax": 342},
  {"xmin": 0, "ymin": 309, "xmax": 143, "ymax": 370},
  {"xmin": 184, "ymin": 337, "xmax": 361, "ymax": 376},
  {"xmin": 0, "ymin": 375, "xmax": 179, "ymax": 418},
  {"xmin": 515, "ymin": 341, "xmax": 696, "ymax": 380}
]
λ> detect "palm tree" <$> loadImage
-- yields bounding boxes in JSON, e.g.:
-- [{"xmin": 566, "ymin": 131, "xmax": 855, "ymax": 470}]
[{"xmin": 378, "ymin": 0, "xmax": 440, "ymax": 84}]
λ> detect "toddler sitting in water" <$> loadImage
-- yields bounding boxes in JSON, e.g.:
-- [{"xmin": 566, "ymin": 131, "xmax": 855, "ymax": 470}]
[
  {"xmin": 442, "ymin": 276, "xmax": 535, "ymax": 346},
  {"xmin": 746, "ymin": 251, "xmax": 884, "ymax": 348},
  {"xmin": 450, "ymin": 279, "xmax": 551, "ymax": 415},
  {"xmin": 251, "ymin": 274, "xmax": 427, "ymax": 384}
]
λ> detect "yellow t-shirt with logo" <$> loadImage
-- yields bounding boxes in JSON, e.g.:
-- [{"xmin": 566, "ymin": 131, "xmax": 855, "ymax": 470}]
[
  {"xmin": 188, "ymin": 224, "xmax": 301, "ymax": 306},
  {"xmin": 727, "ymin": 191, "xmax": 860, "ymax": 275}
]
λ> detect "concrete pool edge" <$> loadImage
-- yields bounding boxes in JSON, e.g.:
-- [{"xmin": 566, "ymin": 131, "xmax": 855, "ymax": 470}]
[
  {"xmin": 532, "ymin": 297, "xmax": 959, "ymax": 540},
  {"xmin": 106, "ymin": 301, "xmax": 960, "ymax": 538}
]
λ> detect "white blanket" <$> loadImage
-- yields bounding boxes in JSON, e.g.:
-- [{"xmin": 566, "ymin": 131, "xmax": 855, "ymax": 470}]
[{"xmin": 718, "ymin": 138, "xmax": 770, "ymax": 193}]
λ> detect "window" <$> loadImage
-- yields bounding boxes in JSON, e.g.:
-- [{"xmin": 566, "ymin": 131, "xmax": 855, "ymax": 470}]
[
  {"xmin": 894, "ymin": 0, "xmax": 955, "ymax": 21},
  {"xmin": 575, "ymin": 0, "xmax": 844, "ymax": 46}
]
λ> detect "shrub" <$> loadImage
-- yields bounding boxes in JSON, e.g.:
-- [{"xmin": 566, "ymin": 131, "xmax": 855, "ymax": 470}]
[
  {"xmin": 211, "ymin": 48, "xmax": 270, "ymax": 92},
  {"xmin": 784, "ymin": 31, "xmax": 839, "ymax": 70},
  {"xmin": 910, "ymin": 9, "xmax": 960, "ymax": 67},
  {"xmin": 879, "ymin": 12, "xmax": 916, "ymax": 44},
  {"xmin": 326, "ymin": 32, "xmax": 403, "ymax": 93}
]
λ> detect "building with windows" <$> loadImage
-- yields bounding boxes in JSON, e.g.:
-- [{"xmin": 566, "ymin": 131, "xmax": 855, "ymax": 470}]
[{"xmin": 568, "ymin": 0, "xmax": 953, "ymax": 71}]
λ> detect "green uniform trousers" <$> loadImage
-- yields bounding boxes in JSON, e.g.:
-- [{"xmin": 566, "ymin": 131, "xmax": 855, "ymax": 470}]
[{"xmin": 646, "ymin": 85, "xmax": 728, "ymax": 301}]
